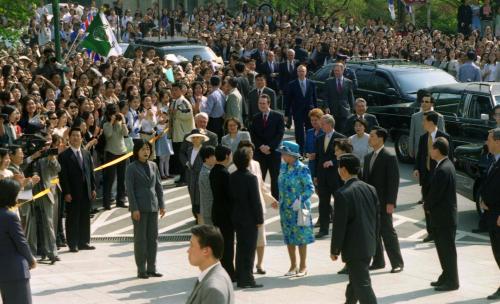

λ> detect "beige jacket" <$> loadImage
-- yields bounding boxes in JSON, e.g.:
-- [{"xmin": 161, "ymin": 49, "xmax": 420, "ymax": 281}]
[{"xmin": 171, "ymin": 96, "xmax": 195, "ymax": 143}]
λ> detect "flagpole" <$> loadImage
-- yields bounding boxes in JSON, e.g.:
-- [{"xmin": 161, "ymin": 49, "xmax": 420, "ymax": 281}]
[{"xmin": 63, "ymin": 31, "xmax": 84, "ymax": 63}]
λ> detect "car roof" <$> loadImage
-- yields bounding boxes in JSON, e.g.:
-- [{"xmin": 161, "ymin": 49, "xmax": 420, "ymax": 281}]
[
  {"xmin": 427, "ymin": 82, "xmax": 500, "ymax": 95},
  {"xmin": 322, "ymin": 59, "xmax": 446, "ymax": 73},
  {"xmin": 132, "ymin": 37, "xmax": 202, "ymax": 47}
]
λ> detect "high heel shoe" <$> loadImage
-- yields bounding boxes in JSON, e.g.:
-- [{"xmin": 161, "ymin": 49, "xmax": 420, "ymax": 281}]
[
  {"xmin": 296, "ymin": 268, "xmax": 308, "ymax": 277},
  {"xmin": 284, "ymin": 268, "xmax": 298, "ymax": 276}
]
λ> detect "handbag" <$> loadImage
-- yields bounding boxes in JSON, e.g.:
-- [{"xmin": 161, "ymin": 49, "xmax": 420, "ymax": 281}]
[{"xmin": 292, "ymin": 198, "xmax": 311, "ymax": 227}]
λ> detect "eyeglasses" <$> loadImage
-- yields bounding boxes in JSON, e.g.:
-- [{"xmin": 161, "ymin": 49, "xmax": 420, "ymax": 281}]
[
  {"xmin": 69, "ymin": 105, "xmax": 78, "ymax": 109},
  {"xmin": 422, "ymin": 100, "xmax": 433, "ymax": 104},
  {"xmin": 49, "ymin": 117, "xmax": 57, "ymax": 120}
]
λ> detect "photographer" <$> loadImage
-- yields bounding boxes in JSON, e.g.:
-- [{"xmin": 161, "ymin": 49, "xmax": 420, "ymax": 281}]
[
  {"xmin": 26, "ymin": 135, "xmax": 61, "ymax": 264},
  {"xmin": 102, "ymin": 103, "xmax": 129, "ymax": 210}
]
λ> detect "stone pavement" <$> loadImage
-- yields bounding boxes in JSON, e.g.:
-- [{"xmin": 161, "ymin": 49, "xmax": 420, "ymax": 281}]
[{"xmin": 32, "ymin": 237, "xmax": 498, "ymax": 304}]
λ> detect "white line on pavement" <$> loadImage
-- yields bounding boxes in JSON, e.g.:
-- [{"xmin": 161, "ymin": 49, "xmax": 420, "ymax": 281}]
[{"xmin": 158, "ymin": 217, "xmax": 195, "ymax": 234}]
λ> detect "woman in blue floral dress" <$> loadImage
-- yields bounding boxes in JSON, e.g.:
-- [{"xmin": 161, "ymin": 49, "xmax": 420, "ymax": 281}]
[{"xmin": 277, "ymin": 141, "xmax": 315, "ymax": 277}]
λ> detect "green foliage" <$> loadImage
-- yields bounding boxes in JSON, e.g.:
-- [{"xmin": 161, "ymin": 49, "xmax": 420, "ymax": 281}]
[{"xmin": 0, "ymin": 0, "xmax": 40, "ymax": 42}]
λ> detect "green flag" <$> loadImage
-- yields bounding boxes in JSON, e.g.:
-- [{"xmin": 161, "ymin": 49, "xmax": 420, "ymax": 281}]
[{"xmin": 81, "ymin": 14, "xmax": 111, "ymax": 56}]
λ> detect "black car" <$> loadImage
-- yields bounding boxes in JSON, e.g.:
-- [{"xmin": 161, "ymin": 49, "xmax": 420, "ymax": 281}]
[
  {"xmin": 122, "ymin": 37, "xmax": 223, "ymax": 66},
  {"xmin": 310, "ymin": 59, "xmax": 457, "ymax": 108},
  {"xmin": 368, "ymin": 82, "xmax": 500, "ymax": 162}
]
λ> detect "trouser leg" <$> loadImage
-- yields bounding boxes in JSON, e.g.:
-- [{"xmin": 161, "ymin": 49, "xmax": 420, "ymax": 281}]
[
  {"xmin": 346, "ymin": 259, "xmax": 377, "ymax": 304},
  {"xmin": 146, "ymin": 212, "xmax": 159, "ymax": 273},
  {"xmin": 379, "ymin": 212, "xmax": 404, "ymax": 268},
  {"xmin": 103, "ymin": 152, "xmax": 117, "ymax": 208},
  {"xmin": 78, "ymin": 196, "xmax": 91, "ymax": 246},
  {"xmin": 116, "ymin": 157, "xmax": 127, "ymax": 204},
  {"xmin": 133, "ymin": 212, "xmax": 148, "ymax": 274},
  {"xmin": 317, "ymin": 186, "xmax": 332, "ymax": 234},
  {"xmin": 0, "ymin": 279, "xmax": 32, "ymax": 304}
]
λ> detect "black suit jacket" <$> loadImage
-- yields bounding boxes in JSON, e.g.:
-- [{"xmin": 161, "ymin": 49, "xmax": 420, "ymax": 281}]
[
  {"xmin": 331, "ymin": 178, "xmax": 379, "ymax": 261},
  {"xmin": 315, "ymin": 131, "xmax": 346, "ymax": 189},
  {"xmin": 259, "ymin": 61, "xmax": 280, "ymax": 92},
  {"xmin": 325, "ymin": 77, "xmax": 355, "ymax": 119},
  {"xmin": 480, "ymin": 157, "xmax": 500, "ymax": 231},
  {"xmin": 343, "ymin": 113, "xmax": 379, "ymax": 136},
  {"xmin": 58, "ymin": 147, "xmax": 95, "ymax": 201},
  {"xmin": 414, "ymin": 130, "xmax": 452, "ymax": 185},
  {"xmin": 251, "ymin": 50, "xmax": 268, "ymax": 72},
  {"xmin": 424, "ymin": 158, "xmax": 458, "ymax": 228},
  {"xmin": 279, "ymin": 60, "xmax": 298, "ymax": 92},
  {"xmin": 362, "ymin": 147, "xmax": 399, "ymax": 209},
  {"xmin": 209, "ymin": 164, "xmax": 233, "ymax": 228},
  {"xmin": 284, "ymin": 79, "xmax": 317, "ymax": 120},
  {"xmin": 229, "ymin": 169, "xmax": 264, "ymax": 228},
  {"xmin": 250, "ymin": 110, "xmax": 285, "ymax": 154},
  {"xmin": 247, "ymin": 87, "xmax": 277, "ymax": 119}
]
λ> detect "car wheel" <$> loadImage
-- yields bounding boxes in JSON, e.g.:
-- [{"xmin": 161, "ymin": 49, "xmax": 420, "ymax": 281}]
[{"xmin": 395, "ymin": 133, "xmax": 412, "ymax": 163}]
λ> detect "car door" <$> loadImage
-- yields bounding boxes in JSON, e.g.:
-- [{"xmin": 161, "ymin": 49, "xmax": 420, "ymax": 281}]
[
  {"xmin": 432, "ymin": 92, "xmax": 464, "ymax": 145},
  {"xmin": 354, "ymin": 68, "xmax": 376, "ymax": 105},
  {"xmin": 310, "ymin": 65, "xmax": 332, "ymax": 108},
  {"xmin": 371, "ymin": 71, "xmax": 399, "ymax": 106},
  {"xmin": 462, "ymin": 94, "xmax": 496, "ymax": 145}
]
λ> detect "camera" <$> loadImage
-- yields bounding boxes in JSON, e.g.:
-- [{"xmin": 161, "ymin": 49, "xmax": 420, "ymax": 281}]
[{"xmin": 115, "ymin": 114, "xmax": 122, "ymax": 121}]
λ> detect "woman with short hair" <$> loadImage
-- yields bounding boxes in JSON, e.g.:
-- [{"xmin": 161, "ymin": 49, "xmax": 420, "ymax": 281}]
[{"xmin": 0, "ymin": 178, "xmax": 37, "ymax": 304}]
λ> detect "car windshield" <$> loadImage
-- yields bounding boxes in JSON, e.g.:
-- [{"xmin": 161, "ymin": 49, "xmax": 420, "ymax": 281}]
[
  {"xmin": 395, "ymin": 70, "xmax": 457, "ymax": 95},
  {"xmin": 495, "ymin": 96, "xmax": 500, "ymax": 105},
  {"xmin": 169, "ymin": 47, "xmax": 217, "ymax": 62}
]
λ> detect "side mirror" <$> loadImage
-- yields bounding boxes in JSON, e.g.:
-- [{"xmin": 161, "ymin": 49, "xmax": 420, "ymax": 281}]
[
  {"xmin": 480, "ymin": 113, "xmax": 489, "ymax": 121},
  {"xmin": 385, "ymin": 88, "xmax": 397, "ymax": 96}
]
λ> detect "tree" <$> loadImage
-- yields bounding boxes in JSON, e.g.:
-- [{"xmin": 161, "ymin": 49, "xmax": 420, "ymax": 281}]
[{"xmin": 0, "ymin": 0, "xmax": 40, "ymax": 42}]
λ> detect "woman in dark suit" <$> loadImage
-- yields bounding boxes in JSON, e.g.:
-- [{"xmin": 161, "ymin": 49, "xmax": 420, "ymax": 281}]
[
  {"xmin": 0, "ymin": 179, "xmax": 36, "ymax": 304},
  {"xmin": 229, "ymin": 147, "xmax": 264, "ymax": 289}
]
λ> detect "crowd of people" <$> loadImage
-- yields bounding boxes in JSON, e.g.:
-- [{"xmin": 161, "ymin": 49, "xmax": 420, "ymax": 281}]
[{"xmin": 0, "ymin": 1, "xmax": 500, "ymax": 303}]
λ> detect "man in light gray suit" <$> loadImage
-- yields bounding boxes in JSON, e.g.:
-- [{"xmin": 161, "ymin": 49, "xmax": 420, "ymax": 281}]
[
  {"xmin": 409, "ymin": 93, "xmax": 446, "ymax": 159},
  {"xmin": 186, "ymin": 225, "xmax": 234, "ymax": 304},
  {"xmin": 224, "ymin": 78, "xmax": 243, "ymax": 124},
  {"xmin": 326, "ymin": 62, "xmax": 355, "ymax": 133},
  {"xmin": 126, "ymin": 139, "xmax": 166, "ymax": 279}
]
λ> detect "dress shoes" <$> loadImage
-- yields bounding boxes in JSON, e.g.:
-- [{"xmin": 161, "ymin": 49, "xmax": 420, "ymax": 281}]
[
  {"xmin": 137, "ymin": 273, "xmax": 149, "ymax": 279},
  {"xmin": 79, "ymin": 244, "xmax": 96, "ymax": 250},
  {"xmin": 237, "ymin": 283, "xmax": 263, "ymax": 289},
  {"xmin": 50, "ymin": 256, "xmax": 61, "ymax": 265},
  {"xmin": 147, "ymin": 272, "xmax": 163, "ymax": 277},
  {"xmin": 337, "ymin": 265, "xmax": 349, "ymax": 275},
  {"xmin": 284, "ymin": 268, "xmax": 298, "ymax": 276},
  {"xmin": 390, "ymin": 266, "xmax": 404, "ymax": 273},
  {"xmin": 116, "ymin": 202, "xmax": 128, "ymax": 208},
  {"xmin": 434, "ymin": 284, "xmax": 459, "ymax": 291},
  {"xmin": 487, "ymin": 288, "xmax": 500, "ymax": 300},
  {"xmin": 69, "ymin": 247, "xmax": 79, "ymax": 253},
  {"xmin": 369, "ymin": 264, "xmax": 385, "ymax": 271},
  {"xmin": 315, "ymin": 231, "xmax": 328, "ymax": 239},
  {"xmin": 422, "ymin": 235, "xmax": 434, "ymax": 243},
  {"xmin": 430, "ymin": 280, "xmax": 443, "ymax": 287}
]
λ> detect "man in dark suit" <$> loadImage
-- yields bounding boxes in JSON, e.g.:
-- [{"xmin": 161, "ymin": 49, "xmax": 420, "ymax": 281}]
[
  {"xmin": 293, "ymin": 37, "xmax": 309, "ymax": 64},
  {"xmin": 424, "ymin": 137, "xmax": 459, "ymax": 291},
  {"xmin": 279, "ymin": 49, "xmax": 298, "ymax": 94},
  {"xmin": 259, "ymin": 51, "xmax": 280, "ymax": 92},
  {"xmin": 326, "ymin": 63, "xmax": 355, "ymax": 133},
  {"xmin": 336, "ymin": 53, "xmax": 359, "ymax": 90},
  {"xmin": 481, "ymin": 128, "xmax": 500, "ymax": 300},
  {"xmin": 209, "ymin": 145, "xmax": 235, "ymax": 280},
  {"xmin": 250, "ymin": 94, "xmax": 285, "ymax": 200},
  {"xmin": 234, "ymin": 62, "xmax": 251, "ymax": 121},
  {"xmin": 251, "ymin": 39, "xmax": 268, "ymax": 73},
  {"xmin": 343, "ymin": 98, "xmax": 379, "ymax": 136},
  {"xmin": 247, "ymin": 74, "xmax": 277, "ymax": 122},
  {"xmin": 331, "ymin": 154, "xmax": 378, "ymax": 304},
  {"xmin": 58, "ymin": 127, "xmax": 96, "ymax": 252},
  {"xmin": 315, "ymin": 114, "xmax": 346, "ymax": 238},
  {"xmin": 413, "ymin": 111, "xmax": 453, "ymax": 243},
  {"xmin": 285, "ymin": 65, "xmax": 317, "ymax": 154},
  {"xmin": 362, "ymin": 126, "xmax": 404, "ymax": 273}
]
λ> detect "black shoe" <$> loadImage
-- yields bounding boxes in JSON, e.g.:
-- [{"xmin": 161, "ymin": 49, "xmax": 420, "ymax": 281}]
[
  {"xmin": 147, "ymin": 272, "xmax": 163, "ymax": 277},
  {"xmin": 237, "ymin": 283, "xmax": 263, "ymax": 289},
  {"xmin": 390, "ymin": 266, "xmax": 404, "ymax": 273},
  {"xmin": 103, "ymin": 206, "xmax": 112, "ymax": 211},
  {"xmin": 90, "ymin": 208, "xmax": 99, "ymax": 214},
  {"xmin": 487, "ymin": 289, "xmax": 500, "ymax": 300},
  {"xmin": 50, "ymin": 256, "xmax": 60, "ymax": 265},
  {"xmin": 255, "ymin": 267, "xmax": 266, "ymax": 275},
  {"xmin": 69, "ymin": 247, "xmax": 79, "ymax": 253},
  {"xmin": 116, "ymin": 202, "xmax": 128, "ymax": 208},
  {"xmin": 315, "ymin": 231, "xmax": 328, "ymax": 239},
  {"xmin": 417, "ymin": 200, "xmax": 423, "ymax": 204},
  {"xmin": 434, "ymin": 284, "xmax": 459, "ymax": 291},
  {"xmin": 369, "ymin": 264, "xmax": 385, "ymax": 271},
  {"xmin": 422, "ymin": 235, "xmax": 434, "ymax": 243},
  {"xmin": 337, "ymin": 265, "xmax": 348, "ymax": 275},
  {"xmin": 431, "ymin": 280, "xmax": 444, "ymax": 287},
  {"xmin": 57, "ymin": 241, "xmax": 67, "ymax": 248},
  {"xmin": 137, "ymin": 273, "xmax": 149, "ymax": 279},
  {"xmin": 79, "ymin": 244, "xmax": 96, "ymax": 250}
]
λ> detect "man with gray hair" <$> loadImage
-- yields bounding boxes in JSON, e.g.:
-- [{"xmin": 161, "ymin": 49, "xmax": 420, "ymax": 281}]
[
  {"xmin": 314, "ymin": 114, "xmax": 346, "ymax": 238},
  {"xmin": 326, "ymin": 62, "xmax": 355, "ymax": 133},
  {"xmin": 279, "ymin": 48, "xmax": 298, "ymax": 94},
  {"xmin": 480, "ymin": 128, "xmax": 500, "ymax": 300}
]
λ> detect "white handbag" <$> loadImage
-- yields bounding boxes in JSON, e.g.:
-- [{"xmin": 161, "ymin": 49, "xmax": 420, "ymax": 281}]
[{"xmin": 293, "ymin": 198, "xmax": 311, "ymax": 227}]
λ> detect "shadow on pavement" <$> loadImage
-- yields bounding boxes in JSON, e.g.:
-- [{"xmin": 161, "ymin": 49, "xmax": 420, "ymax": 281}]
[
  {"xmin": 377, "ymin": 287, "xmax": 435, "ymax": 303},
  {"xmin": 245, "ymin": 273, "xmax": 349, "ymax": 291},
  {"xmin": 108, "ymin": 243, "xmax": 188, "ymax": 258},
  {"xmin": 33, "ymin": 277, "xmax": 137, "ymax": 296},
  {"xmin": 109, "ymin": 277, "xmax": 193, "ymax": 303}
]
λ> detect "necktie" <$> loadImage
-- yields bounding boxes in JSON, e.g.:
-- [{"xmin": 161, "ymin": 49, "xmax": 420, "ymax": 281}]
[
  {"xmin": 263, "ymin": 113, "xmax": 268, "ymax": 127},
  {"xmin": 426, "ymin": 134, "xmax": 433, "ymax": 171},
  {"xmin": 258, "ymin": 89, "xmax": 262, "ymax": 97},
  {"xmin": 337, "ymin": 79, "xmax": 342, "ymax": 93},
  {"xmin": 300, "ymin": 80, "xmax": 306, "ymax": 95},
  {"xmin": 269, "ymin": 62, "xmax": 273, "ymax": 73},
  {"xmin": 369, "ymin": 151, "xmax": 378, "ymax": 173},
  {"xmin": 289, "ymin": 62, "xmax": 293, "ymax": 73},
  {"xmin": 76, "ymin": 150, "xmax": 84, "ymax": 169}
]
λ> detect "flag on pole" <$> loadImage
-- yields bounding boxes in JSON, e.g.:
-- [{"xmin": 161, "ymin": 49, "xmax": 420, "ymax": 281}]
[
  {"xmin": 388, "ymin": 0, "xmax": 396, "ymax": 20},
  {"xmin": 81, "ymin": 12, "xmax": 122, "ymax": 57}
]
